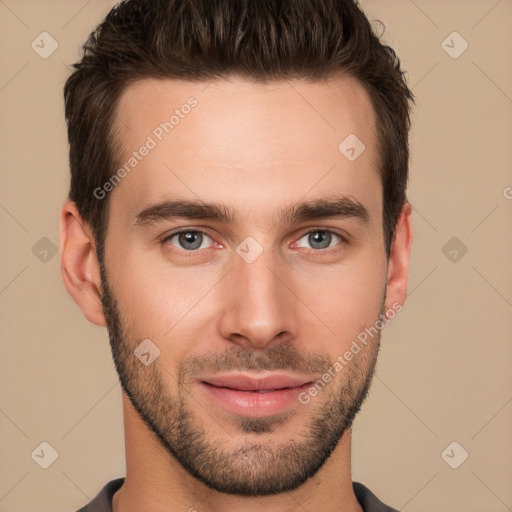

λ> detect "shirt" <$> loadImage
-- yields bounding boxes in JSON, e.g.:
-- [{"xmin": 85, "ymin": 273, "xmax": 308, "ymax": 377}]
[{"xmin": 76, "ymin": 477, "xmax": 399, "ymax": 512}]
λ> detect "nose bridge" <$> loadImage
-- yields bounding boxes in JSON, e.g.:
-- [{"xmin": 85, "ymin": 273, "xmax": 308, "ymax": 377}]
[{"xmin": 218, "ymin": 244, "xmax": 295, "ymax": 348}]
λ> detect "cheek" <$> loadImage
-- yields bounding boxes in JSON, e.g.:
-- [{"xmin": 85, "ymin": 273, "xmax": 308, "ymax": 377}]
[
  {"xmin": 108, "ymin": 252, "xmax": 218, "ymax": 340},
  {"xmin": 295, "ymin": 256, "xmax": 386, "ymax": 345}
]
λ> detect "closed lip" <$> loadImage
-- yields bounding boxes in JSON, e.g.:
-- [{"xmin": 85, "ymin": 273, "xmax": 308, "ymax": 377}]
[{"xmin": 201, "ymin": 373, "xmax": 314, "ymax": 392}]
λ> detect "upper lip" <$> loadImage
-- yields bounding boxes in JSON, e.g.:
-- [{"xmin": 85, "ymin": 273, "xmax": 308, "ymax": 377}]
[{"xmin": 201, "ymin": 373, "xmax": 314, "ymax": 391}]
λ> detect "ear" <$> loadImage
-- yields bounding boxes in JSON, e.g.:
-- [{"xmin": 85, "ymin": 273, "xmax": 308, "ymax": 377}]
[
  {"xmin": 384, "ymin": 202, "xmax": 413, "ymax": 313},
  {"xmin": 59, "ymin": 200, "xmax": 106, "ymax": 327}
]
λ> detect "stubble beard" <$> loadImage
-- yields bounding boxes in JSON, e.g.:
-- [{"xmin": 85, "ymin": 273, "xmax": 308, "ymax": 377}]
[{"xmin": 99, "ymin": 260, "xmax": 382, "ymax": 496}]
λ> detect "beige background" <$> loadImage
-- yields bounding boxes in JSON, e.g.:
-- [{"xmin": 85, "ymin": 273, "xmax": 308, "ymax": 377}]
[{"xmin": 1, "ymin": 1, "xmax": 511, "ymax": 511}]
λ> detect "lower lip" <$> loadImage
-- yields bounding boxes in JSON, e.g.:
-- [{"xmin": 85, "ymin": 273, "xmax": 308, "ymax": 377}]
[{"xmin": 200, "ymin": 381, "xmax": 312, "ymax": 417}]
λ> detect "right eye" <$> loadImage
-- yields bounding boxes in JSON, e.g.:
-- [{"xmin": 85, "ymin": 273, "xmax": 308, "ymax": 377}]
[{"xmin": 163, "ymin": 229, "xmax": 215, "ymax": 251}]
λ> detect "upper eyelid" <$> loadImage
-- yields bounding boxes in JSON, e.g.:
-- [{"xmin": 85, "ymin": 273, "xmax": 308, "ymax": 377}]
[
  {"xmin": 296, "ymin": 229, "xmax": 344, "ymax": 241},
  {"xmin": 163, "ymin": 228, "xmax": 215, "ymax": 246}
]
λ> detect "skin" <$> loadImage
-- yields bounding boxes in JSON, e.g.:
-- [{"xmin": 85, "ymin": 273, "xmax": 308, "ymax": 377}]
[{"xmin": 60, "ymin": 75, "xmax": 413, "ymax": 512}]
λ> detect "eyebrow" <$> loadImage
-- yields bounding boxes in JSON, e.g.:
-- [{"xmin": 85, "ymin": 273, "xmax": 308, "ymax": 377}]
[{"xmin": 133, "ymin": 194, "xmax": 369, "ymax": 228}]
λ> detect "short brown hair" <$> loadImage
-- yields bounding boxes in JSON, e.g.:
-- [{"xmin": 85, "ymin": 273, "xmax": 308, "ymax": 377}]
[{"xmin": 64, "ymin": 0, "xmax": 414, "ymax": 257}]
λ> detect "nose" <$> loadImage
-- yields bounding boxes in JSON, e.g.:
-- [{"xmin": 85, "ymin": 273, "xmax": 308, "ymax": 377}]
[{"xmin": 218, "ymin": 248, "xmax": 298, "ymax": 350}]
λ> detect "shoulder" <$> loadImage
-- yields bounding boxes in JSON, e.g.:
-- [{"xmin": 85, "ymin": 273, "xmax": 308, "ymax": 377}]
[
  {"xmin": 353, "ymin": 481, "xmax": 399, "ymax": 512},
  {"xmin": 74, "ymin": 477, "xmax": 125, "ymax": 512}
]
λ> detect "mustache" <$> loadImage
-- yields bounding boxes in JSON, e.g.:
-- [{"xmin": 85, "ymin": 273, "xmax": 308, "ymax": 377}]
[{"xmin": 178, "ymin": 343, "xmax": 332, "ymax": 380}]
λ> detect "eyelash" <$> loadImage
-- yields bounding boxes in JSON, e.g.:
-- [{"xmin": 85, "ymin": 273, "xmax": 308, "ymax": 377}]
[{"xmin": 161, "ymin": 227, "xmax": 348, "ymax": 258}]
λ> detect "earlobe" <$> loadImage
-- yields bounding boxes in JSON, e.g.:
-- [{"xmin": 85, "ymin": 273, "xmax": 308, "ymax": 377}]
[
  {"xmin": 384, "ymin": 202, "xmax": 413, "ymax": 313},
  {"xmin": 59, "ymin": 200, "xmax": 106, "ymax": 327}
]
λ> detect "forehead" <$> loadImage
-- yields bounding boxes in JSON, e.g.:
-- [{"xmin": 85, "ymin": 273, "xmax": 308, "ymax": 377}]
[{"xmin": 110, "ymin": 75, "xmax": 381, "ymax": 226}]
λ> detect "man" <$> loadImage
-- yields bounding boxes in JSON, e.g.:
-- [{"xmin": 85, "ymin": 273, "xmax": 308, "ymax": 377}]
[{"xmin": 60, "ymin": 0, "xmax": 414, "ymax": 511}]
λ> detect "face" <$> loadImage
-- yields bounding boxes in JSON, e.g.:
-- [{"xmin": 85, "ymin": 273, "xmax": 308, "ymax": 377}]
[{"xmin": 99, "ymin": 76, "xmax": 394, "ymax": 496}]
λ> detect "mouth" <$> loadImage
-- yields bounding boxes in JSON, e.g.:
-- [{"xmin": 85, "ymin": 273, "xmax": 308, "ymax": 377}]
[{"xmin": 198, "ymin": 373, "xmax": 314, "ymax": 417}]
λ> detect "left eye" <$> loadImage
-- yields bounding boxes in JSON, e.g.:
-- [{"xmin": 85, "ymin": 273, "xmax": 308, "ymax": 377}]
[
  {"xmin": 296, "ymin": 230, "xmax": 342, "ymax": 250},
  {"xmin": 167, "ymin": 230, "xmax": 214, "ymax": 251}
]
